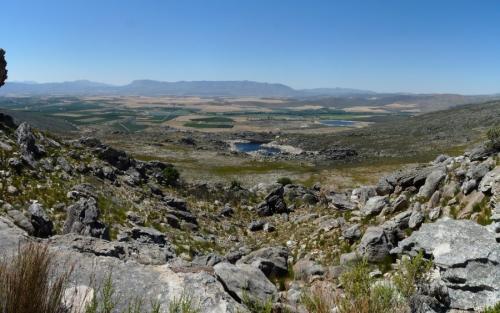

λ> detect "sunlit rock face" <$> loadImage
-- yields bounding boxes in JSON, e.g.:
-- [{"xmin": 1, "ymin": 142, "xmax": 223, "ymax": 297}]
[{"xmin": 0, "ymin": 49, "xmax": 6, "ymax": 87}]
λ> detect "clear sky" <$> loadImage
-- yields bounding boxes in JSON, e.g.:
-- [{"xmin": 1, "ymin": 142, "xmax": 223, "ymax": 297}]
[{"xmin": 1, "ymin": 0, "xmax": 500, "ymax": 94}]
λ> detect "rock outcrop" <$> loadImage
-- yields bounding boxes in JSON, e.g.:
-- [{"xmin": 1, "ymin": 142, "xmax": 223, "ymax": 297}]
[
  {"xmin": 393, "ymin": 219, "xmax": 500, "ymax": 310},
  {"xmin": 0, "ymin": 217, "xmax": 248, "ymax": 313},
  {"xmin": 63, "ymin": 197, "xmax": 109, "ymax": 240},
  {"xmin": 213, "ymin": 262, "xmax": 277, "ymax": 303}
]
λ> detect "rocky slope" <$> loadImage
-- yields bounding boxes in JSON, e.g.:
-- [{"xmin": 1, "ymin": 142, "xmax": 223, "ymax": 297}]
[{"xmin": 0, "ymin": 107, "xmax": 499, "ymax": 312}]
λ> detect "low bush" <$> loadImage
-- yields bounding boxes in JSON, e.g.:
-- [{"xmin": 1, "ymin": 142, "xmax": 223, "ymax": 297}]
[
  {"xmin": 163, "ymin": 166, "xmax": 180, "ymax": 186},
  {"xmin": 241, "ymin": 293, "xmax": 273, "ymax": 313},
  {"xmin": 393, "ymin": 251, "xmax": 433, "ymax": 298},
  {"xmin": 300, "ymin": 283, "xmax": 336, "ymax": 313},
  {"xmin": 276, "ymin": 177, "xmax": 293, "ymax": 186},
  {"xmin": 487, "ymin": 126, "xmax": 500, "ymax": 149}
]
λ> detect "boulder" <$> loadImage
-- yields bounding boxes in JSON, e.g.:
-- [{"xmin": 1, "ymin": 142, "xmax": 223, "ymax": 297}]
[
  {"xmin": 219, "ymin": 205, "xmax": 235, "ymax": 217},
  {"xmin": 392, "ymin": 195, "xmax": 409, "ymax": 212},
  {"xmin": 479, "ymin": 167, "xmax": 500, "ymax": 193},
  {"xmin": 213, "ymin": 262, "xmax": 277, "ymax": 303},
  {"xmin": 67, "ymin": 184, "xmax": 98, "ymax": 200},
  {"xmin": 361, "ymin": 196, "xmax": 388, "ymax": 216},
  {"xmin": 357, "ymin": 226, "xmax": 393, "ymax": 262},
  {"xmin": 248, "ymin": 220, "xmax": 265, "ymax": 232},
  {"xmin": 433, "ymin": 154, "xmax": 450, "ymax": 164},
  {"xmin": 408, "ymin": 210, "xmax": 425, "ymax": 229},
  {"xmin": 63, "ymin": 197, "xmax": 109, "ymax": 239},
  {"xmin": 237, "ymin": 246, "xmax": 288, "ymax": 278},
  {"xmin": 376, "ymin": 176, "xmax": 395, "ymax": 195},
  {"xmin": 15, "ymin": 122, "xmax": 44, "ymax": 166},
  {"xmin": 121, "ymin": 227, "xmax": 166, "ymax": 245},
  {"xmin": 256, "ymin": 186, "xmax": 287, "ymax": 216},
  {"xmin": 418, "ymin": 170, "xmax": 446, "ymax": 199},
  {"xmin": 328, "ymin": 192, "xmax": 357, "ymax": 211},
  {"xmin": 342, "ymin": 223, "xmax": 361, "ymax": 241},
  {"xmin": 27, "ymin": 202, "xmax": 53, "ymax": 238},
  {"xmin": 193, "ymin": 253, "xmax": 224, "ymax": 267},
  {"xmin": 468, "ymin": 144, "xmax": 497, "ymax": 161},
  {"xmin": 293, "ymin": 259, "xmax": 325, "ymax": 281},
  {"xmin": 393, "ymin": 219, "xmax": 500, "ymax": 310},
  {"xmin": 351, "ymin": 186, "xmax": 377, "ymax": 206},
  {"xmin": 6, "ymin": 209, "xmax": 34, "ymax": 234},
  {"xmin": 461, "ymin": 179, "xmax": 477, "ymax": 195},
  {"xmin": 94, "ymin": 145, "xmax": 132, "ymax": 170},
  {"xmin": 466, "ymin": 162, "xmax": 492, "ymax": 182}
]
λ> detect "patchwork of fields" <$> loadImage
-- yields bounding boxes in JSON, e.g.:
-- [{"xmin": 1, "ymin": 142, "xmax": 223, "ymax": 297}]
[{"xmin": 0, "ymin": 96, "xmax": 404, "ymax": 134}]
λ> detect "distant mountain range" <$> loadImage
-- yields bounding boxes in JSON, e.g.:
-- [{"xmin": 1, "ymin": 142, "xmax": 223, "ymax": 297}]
[{"xmin": 0, "ymin": 79, "xmax": 375, "ymax": 97}]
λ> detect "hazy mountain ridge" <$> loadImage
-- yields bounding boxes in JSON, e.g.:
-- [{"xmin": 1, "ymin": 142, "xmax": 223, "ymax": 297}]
[{"xmin": 0, "ymin": 79, "xmax": 374, "ymax": 97}]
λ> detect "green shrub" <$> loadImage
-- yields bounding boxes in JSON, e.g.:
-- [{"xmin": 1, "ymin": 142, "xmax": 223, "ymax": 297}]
[
  {"xmin": 168, "ymin": 292, "xmax": 200, "ymax": 313},
  {"xmin": 163, "ymin": 166, "xmax": 180, "ymax": 186},
  {"xmin": 487, "ymin": 126, "xmax": 500, "ymax": 149},
  {"xmin": 230, "ymin": 179, "xmax": 242, "ymax": 190},
  {"xmin": 276, "ymin": 177, "xmax": 293, "ymax": 186},
  {"xmin": 484, "ymin": 301, "xmax": 500, "ymax": 313},
  {"xmin": 241, "ymin": 293, "xmax": 273, "ymax": 313},
  {"xmin": 393, "ymin": 251, "xmax": 433, "ymax": 298},
  {"xmin": 338, "ymin": 259, "xmax": 407, "ymax": 313}
]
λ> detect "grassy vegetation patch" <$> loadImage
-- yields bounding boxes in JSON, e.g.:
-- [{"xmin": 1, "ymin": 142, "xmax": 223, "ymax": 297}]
[{"xmin": 190, "ymin": 116, "xmax": 234, "ymax": 123}]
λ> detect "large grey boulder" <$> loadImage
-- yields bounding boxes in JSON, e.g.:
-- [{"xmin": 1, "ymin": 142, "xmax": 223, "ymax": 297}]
[
  {"xmin": 376, "ymin": 175, "xmax": 396, "ymax": 195},
  {"xmin": 361, "ymin": 196, "xmax": 388, "ymax": 216},
  {"xmin": 119, "ymin": 226, "xmax": 166, "ymax": 245},
  {"xmin": 15, "ymin": 122, "xmax": 44, "ymax": 166},
  {"xmin": 342, "ymin": 223, "xmax": 361, "ymax": 241},
  {"xmin": 418, "ymin": 170, "xmax": 446, "ymax": 199},
  {"xmin": 292, "ymin": 259, "xmax": 325, "ymax": 281},
  {"xmin": 256, "ymin": 186, "xmax": 287, "ymax": 216},
  {"xmin": 237, "ymin": 246, "xmax": 288, "ymax": 278},
  {"xmin": 6, "ymin": 209, "xmax": 34, "ymax": 234},
  {"xmin": 63, "ymin": 197, "xmax": 109, "ymax": 240},
  {"xmin": 213, "ymin": 262, "xmax": 277, "ymax": 303},
  {"xmin": 479, "ymin": 167, "xmax": 500, "ymax": 193},
  {"xmin": 357, "ymin": 226, "xmax": 393, "ymax": 262},
  {"xmin": 28, "ymin": 202, "xmax": 53, "ymax": 238},
  {"xmin": 466, "ymin": 162, "xmax": 492, "ymax": 182},
  {"xmin": 328, "ymin": 192, "xmax": 356, "ymax": 211},
  {"xmin": 408, "ymin": 210, "xmax": 425, "ymax": 229},
  {"xmin": 393, "ymin": 219, "xmax": 500, "ymax": 310},
  {"xmin": 392, "ymin": 195, "xmax": 409, "ymax": 212}
]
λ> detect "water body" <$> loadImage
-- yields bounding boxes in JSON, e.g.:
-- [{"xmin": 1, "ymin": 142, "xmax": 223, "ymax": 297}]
[
  {"xmin": 234, "ymin": 142, "xmax": 281, "ymax": 155},
  {"xmin": 320, "ymin": 120, "xmax": 355, "ymax": 127}
]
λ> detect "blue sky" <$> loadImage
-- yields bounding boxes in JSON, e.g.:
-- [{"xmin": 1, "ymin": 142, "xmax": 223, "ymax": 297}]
[{"xmin": 1, "ymin": 0, "xmax": 500, "ymax": 94}]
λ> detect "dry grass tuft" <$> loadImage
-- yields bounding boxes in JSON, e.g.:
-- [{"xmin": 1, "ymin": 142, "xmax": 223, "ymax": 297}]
[{"xmin": 0, "ymin": 242, "xmax": 73, "ymax": 313}]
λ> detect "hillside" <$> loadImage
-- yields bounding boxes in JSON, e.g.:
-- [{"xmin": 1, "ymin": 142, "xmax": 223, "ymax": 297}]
[
  {"xmin": 0, "ymin": 110, "xmax": 499, "ymax": 312},
  {"xmin": 290, "ymin": 100, "xmax": 500, "ymax": 163}
]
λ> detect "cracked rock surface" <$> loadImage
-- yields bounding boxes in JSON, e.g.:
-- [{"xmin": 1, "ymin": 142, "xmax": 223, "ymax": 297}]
[{"xmin": 393, "ymin": 218, "xmax": 500, "ymax": 310}]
